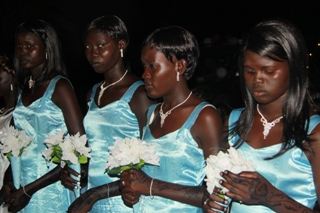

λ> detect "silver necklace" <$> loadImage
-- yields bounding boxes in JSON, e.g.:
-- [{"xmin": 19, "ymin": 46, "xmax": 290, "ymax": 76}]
[
  {"xmin": 29, "ymin": 76, "xmax": 35, "ymax": 89},
  {"xmin": 159, "ymin": 91, "xmax": 192, "ymax": 128},
  {"xmin": 256, "ymin": 104, "xmax": 283, "ymax": 139},
  {"xmin": 97, "ymin": 70, "xmax": 128, "ymax": 106}
]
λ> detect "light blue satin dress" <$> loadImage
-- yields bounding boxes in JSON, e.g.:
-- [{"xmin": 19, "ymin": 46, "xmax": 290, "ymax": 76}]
[
  {"xmin": 133, "ymin": 102, "xmax": 211, "ymax": 213},
  {"xmin": 12, "ymin": 75, "xmax": 79, "ymax": 213},
  {"xmin": 228, "ymin": 108, "xmax": 320, "ymax": 213},
  {"xmin": 84, "ymin": 81, "xmax": 143, "ymax": 213}
]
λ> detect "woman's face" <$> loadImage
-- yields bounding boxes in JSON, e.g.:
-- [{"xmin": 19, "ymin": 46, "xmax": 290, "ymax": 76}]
[
  {"xmin": 84, "ymin": 29, "xmax": 121, "ymax": 73},
  {"xmin": 243, "ymin": 50, "xmax": 290, "ymax": 105},
  {"xmin": 15, "ymin": 30, "xmax": 47, "ymax": 71},
  {"xmin": 141, "ymin": 45, "xmax": 177, "ymax": 99},
  {"xmin": 0, "ymin": 68, "xmax": 12, "ymax": 98}
]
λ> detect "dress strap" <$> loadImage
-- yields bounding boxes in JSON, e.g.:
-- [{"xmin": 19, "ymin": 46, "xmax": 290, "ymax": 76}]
[
  {"xmin": 121, "ymin": 80, "xmax": 144, "ymax": 102},
  {"xmin": 146, "ymin": 103, "xmax": 160, "ymax": 126},
  {"xmin": 180, "ymin": 102, "xmax": 215, "ymax": 130},
  {"xmin": 45, "ymin": 75, "xmax": 70, "ymax": 99},
  {"xmin": 307, "ymin": 114, "xmax": 320, "ymax": 134},
  {"xmin": 228, "ymin": 108, "xmax": 244, "ymax": 146}
]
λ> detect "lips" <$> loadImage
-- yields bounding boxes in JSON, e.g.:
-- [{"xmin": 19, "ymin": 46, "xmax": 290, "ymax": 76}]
[
  {"xmin": 252, "ymin": 87, "xmax": 266, "ymax": 96},
  {"xmin": 90, "ymin": 61, "xmax": 101, "ymax": 67}
]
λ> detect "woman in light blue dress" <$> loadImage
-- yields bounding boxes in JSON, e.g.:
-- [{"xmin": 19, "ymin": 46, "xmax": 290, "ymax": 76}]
[
  {"xmin": 5, "ymin": 20, "xmax": 85, "ymax": 213},
  {"xmin": 204, "ymin": 20, "xmax": 320, "ymax": 213},
  {"xmin": 67, "ymin": 15, "xmax": 153, "ymax": 213},
  {"xmin": 120, "ymin": 26, "xmax": 223, "ymax": 212}
]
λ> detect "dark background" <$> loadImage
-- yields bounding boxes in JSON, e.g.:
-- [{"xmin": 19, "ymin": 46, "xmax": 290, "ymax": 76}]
[{"xmin": 1, "ymin": 0, "xmax": 320, "ymax": 115}]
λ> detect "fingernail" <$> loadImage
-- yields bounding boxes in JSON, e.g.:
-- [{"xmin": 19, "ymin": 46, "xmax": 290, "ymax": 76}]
[
  {"xmin": 77, "ymin": 175, "xmax": 81, "ymax": 178},
  {"xmin": 74, "ymin": 185, "xmax": 78, "ymax": 189},
  {"xmin": 224, "ymin": 170, "xmax": 228, "ymax": 174},
  {"xmin": 219, "ymin": 180, "xmax": 223, "ymax": 184},
  {"xmin": 77, "ymin": 181, "xmax": 80, "ymax": 185},
  {"xmin": 220, "ymin": 172, "xmax": 223, "ymax": 176},
  {"xmin": 224, "ymin": 200, "xmax": 228, "ymax": 204},
  {"xmin": 224, "ymin": 207, "xmax": 227, "ymax": 212}
]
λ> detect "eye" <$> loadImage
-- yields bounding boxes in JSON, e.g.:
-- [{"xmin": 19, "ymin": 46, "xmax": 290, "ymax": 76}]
[
  {"xmin": 244, "ymin": 67, "xmax": 254, "ymax": 73},
  {"xmin": 98, "ymin": 43, "xmax": 106, "ymax": 48},
  {"xmin": 264, "ymin": 69, "xmax": 274, "ymax": 74},
  {"xmin": 150, "ymin": 64, "xmax": 157, "ymax": 69},
  {"xmin": 27, "ymin": 44, "xmax": 33, "ymax": 48},
  {"xmin": 85, "ymin": 45, "xmax": 90, "ymax": 49}
]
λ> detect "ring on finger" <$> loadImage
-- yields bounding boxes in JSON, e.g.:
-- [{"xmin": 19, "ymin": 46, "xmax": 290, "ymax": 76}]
[{"xmin": 204, "ymin": 198, "xmax": 209, "ymax": 205}]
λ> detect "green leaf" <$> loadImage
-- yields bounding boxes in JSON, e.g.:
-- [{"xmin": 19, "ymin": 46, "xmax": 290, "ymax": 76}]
[{"xmin": 52, "ymin": 156, "xmax": 61, "ymax": 164}]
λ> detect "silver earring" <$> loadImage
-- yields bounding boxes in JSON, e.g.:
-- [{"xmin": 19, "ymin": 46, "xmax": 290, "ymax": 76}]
[
  {"xmin": 120, "ymin": 49, "xmax": 123, "ymax": 58},
  {"xmin": 176, "ymin": 72, "xmax": 179, "ymax": 81},
  {"xmin": 10, "ymin": 83, "xmax": 13, "ymax": 91},
  {"xmin": 45, "ymin": 52, "xmax": 48, "ymax": 60}
]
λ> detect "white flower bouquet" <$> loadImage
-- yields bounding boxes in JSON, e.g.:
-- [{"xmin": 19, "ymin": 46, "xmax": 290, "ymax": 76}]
[
  {"xmin": 205, "ymin": 147, "xmax": 256, "ymax": 195},
  {"xmin": 105, "ymin": 137, "xmax": 160, "ymax": 175},
  {"xmin": 42, "ymin": 128, "xmax": 91, "ymax": 166},
  {"xmin": 0, "ymin": 125, "xmax": 32, "ymax": 158}
]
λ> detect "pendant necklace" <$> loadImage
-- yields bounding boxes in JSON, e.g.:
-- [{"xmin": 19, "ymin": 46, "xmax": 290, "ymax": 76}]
[
  {"xmin": 97, "ymin": 70, "xmax": 128, "ymax": 106},
  {"xmin": 256, "ymin": 104, "xmax": 283, "ymax": 139},
  {"xmin": 159, "ymin": 91, "xmax": 192, "ymax": 128},
  {"xmin": 29, "ymin": 76, "xmax": 35, "ymax": 89}
]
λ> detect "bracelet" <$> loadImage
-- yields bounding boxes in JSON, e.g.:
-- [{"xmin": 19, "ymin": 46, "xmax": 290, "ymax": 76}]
[
  {"xmin": 150, "ymin": 178, "xmax": 154, "ymax": 199},
  {"xmin": 106, "ymin": 184, "xmax": 111, "ymax": 208},
  {"xmin": 23, "ymin": 186, "xmax": 32, "ymax": 198}
]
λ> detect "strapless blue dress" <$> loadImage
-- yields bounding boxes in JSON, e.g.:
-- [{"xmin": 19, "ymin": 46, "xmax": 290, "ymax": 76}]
[
  {"xmin": 133, "ymin": 102, "xmax": 213, "ymax": 213},
  {"xmin": 12, "ymin": 76, "xmax": 80, "ymax": 213},
  {"xmin": 84, "ymin": 81, "xmax": 143, "ymax": 213},
  {"xmin": 228, "ymin": 108, "xmax": 320, "ymax": 213}
]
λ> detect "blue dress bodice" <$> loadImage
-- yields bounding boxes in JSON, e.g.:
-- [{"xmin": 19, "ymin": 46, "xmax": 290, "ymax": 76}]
[
  {"xmin": 84, "ymin": 80, "xmax": 143, "ymax": 213},
  {"xmin": 133, "ymin": 102, "xmax": 212, "ymax": 213},
  {"xmin": 228, "ymin": 108, "xmax": 320, "ymax": 213},
  {"xmin": 12, "ymin": 75, "xmax": 79, "ymax": 213}
]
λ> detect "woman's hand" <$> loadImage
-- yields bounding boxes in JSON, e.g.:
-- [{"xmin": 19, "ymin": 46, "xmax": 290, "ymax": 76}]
[
  {"xmin": 220, "ymin": 170, "xmax": 273, "ymax": 206},
  {"xmin": 120, "ymin": 169, "xmax": 150, "ymax": 206},
  {"xmin": 5, "ymin": 187, "xmax": 31, "ymax": 213},
  {"xmin": 203, "ymin": 187, "xmax": 229, "ymax": 213},
  {"xmin": 60, "ymin": 165, "xmax": 80, "ymax": 190}
]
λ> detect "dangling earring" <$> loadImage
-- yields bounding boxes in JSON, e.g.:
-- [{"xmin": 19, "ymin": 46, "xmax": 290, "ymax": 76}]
[
  {"xmin": 10, "ymin": 83, "xmax": 13, "ymax": 91},
  {"xmin": 176, "ymin": 72, "xmax": 180, "ymax": 81},
  {"xmin": 45, "ymin": 52, "xmax": 48, "ymax": 60},
  {"xmin": 120, "ymin": 49, "xmax": 123, "ymax": 58}
]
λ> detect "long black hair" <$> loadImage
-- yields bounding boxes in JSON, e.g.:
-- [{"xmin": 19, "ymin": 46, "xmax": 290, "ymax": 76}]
[
  {"xmin": 231, "ymin": 19, "xmax": 311, "ymax": 158},
  {"xmin": 14, "ymin": 19, "xmax": 67, "ymax": 91}
]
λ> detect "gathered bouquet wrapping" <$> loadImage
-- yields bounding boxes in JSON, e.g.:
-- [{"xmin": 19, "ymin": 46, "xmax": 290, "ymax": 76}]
[
  {"xmin": 42, "ymin": 128, "xmax": 91, "ymax": 167},
  {"xmin": 205, "ymin": 147, "xmax": 256, "ymax": 195},
  {"xmin": 105, "ymin": 137, "xmax": 160, "ymax": 175}
]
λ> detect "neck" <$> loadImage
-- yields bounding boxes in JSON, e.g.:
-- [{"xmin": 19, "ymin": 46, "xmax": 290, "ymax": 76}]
[
  {"xmin": 256, "ymin": 103, "xmax": 283, "ymax": 120},
  {"xmin": 103, "ymin": 68, "xmax": 127, "ymax": 84}
]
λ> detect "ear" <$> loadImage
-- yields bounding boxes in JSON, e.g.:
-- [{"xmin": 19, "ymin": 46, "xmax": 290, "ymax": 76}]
[
  {"xmin": 118, "ymin": 40, "xmax": 127, "ymax": 51},
  {"xmin": 175, "ymin": 59, "xmax": 187, "ymax": 75}
]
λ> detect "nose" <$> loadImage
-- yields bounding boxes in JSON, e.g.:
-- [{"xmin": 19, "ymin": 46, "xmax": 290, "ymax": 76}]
[
  {"xmin": 141, "ymin": 68, "xmax": 149, "ymax": 80},
  {"xmin": 253, "ymin": 71, "xmax": 263, "ymax": 83}
]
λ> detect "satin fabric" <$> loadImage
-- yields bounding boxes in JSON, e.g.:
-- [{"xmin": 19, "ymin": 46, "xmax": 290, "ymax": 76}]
[
  {"xmin": 133, "ymin": 102, "xmax": 212, "ymax": 213},
  {"xmin": 84, "ymin": 81, "xmax": 143, "ymax": 213},
  {"xmin": 12, "ymin": 76, "xmax": 80, "ymax": 213},
  {"xmin": 228, "ymin": 108, "xmax": 320, "ymax": 213}
]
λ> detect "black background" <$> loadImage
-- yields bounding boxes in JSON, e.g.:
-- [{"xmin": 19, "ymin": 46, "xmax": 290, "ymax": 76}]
[{"xmin": 1, "ymin": 0, "xmax": 320, "ymax": 113}]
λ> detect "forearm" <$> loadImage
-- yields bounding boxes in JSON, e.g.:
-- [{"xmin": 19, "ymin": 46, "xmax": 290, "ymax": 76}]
[
  {"xmin": 152, "ymin": 179, "xmax": 206, "ymax": 208},
  {"xmin": 24, "ymin": 165, "xmax": 61, "ymax": 196},
  {"xmin": 261, "ymin": 188, "xmax": 318, "ymax": 213},
  {"xmin": 68, "ymin": 181, "xmax": 120, "ymax": 212}
]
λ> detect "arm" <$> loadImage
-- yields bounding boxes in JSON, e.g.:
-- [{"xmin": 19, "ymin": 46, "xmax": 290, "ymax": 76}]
[
  {"xmin": 216, "ymin": 123, "xmax": 320, "ymax": 213},
  {"xmin": 52, "ymin": 78, "xmax": 86, "ymax": 190},
  {"xmin": 68, "ymin": 181, "xmax": 121, "ymax": 213},
  {"xmin": 121, "ymin": 106, "xmax": 223, "ymax": 208}
]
